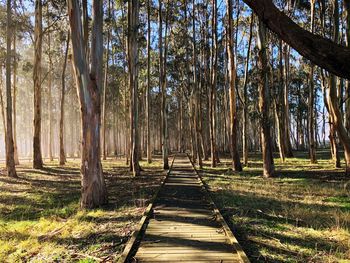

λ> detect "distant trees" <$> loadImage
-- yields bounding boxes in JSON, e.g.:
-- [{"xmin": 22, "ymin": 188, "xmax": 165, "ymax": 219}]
[
  {"xmin": 244, "ymin": 0, "xmax": 350, "ymax": 172},
  {"xmin": 3, "ymin": 0, "xmax": 350, "ymax": 182}
]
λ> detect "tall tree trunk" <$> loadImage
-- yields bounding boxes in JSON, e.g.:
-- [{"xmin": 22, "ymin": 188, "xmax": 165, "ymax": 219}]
[
  {"xmin": 33, "ymin": 0, "xmax": 43, "ymax": 169},
  {"xmin": 0, "ymin": 67, "xmax": 7, "ymax": 144},
  {"xmin": 345, "ymin": 0, "xmax": 350, "ymax": 134},
  {"xmin": 296, "ymin": 82, "xmax": 305, "ymax": 150},
  {"xmin": 59, "ymin": 32, "xmax": 70, "ymax": 165},
  {"xmin": 274, "ymin": 100, "xmax": 285, "ymax": 162},
  {"xmin": 47, "ymin": 26, "xmax": 53, "ymax": 162},
  {"xmin": 210, "ymin": 0, "xmax": 219, "ymax": 167},
  {"xmin": 68, "ymin": 0, "xmax": 108, "ymax": 208},
  {"xmin": 257, "ymin": 20, "xmax": 274, "ymax": 178},
  {"xmin": 128, "ymin": 0, "xmax": 141, "ymax": 175},
  {"xmin": 242, "ymin": 14, "xmax": 253, "ymax": 166},
  {"xmin": 192, "ymin": 0, "xmax": 202, "ymax": 168},
  {"xmin": 121, "ymin": 4, "xmax": 129, "ymax": 164},
  {"xmin": 308, "ymin": 0, "xmax": 317, "ymax": 164},
  {"xmin": 324, "ymin": 81, "xmax": 341, "ymax": 168},
  {"xmin": 178, "ymin": 91, "xmax": 184, "ymax": 152},
  {"xmin": 159, "ymin": 0, "xmax": 163, "ymax": 159},
  {"xmin": 82, "ymin": 0, "xmax": 89, "ymax": 56},
  {"xmin": 331, "ymin": 0, "xmax": 350, "ymax": 172},
  {"xmin": 320, "ymin": 59, "xmax": 340, "ymax": 167},
  {"xmin": 283, "ymin": 44, "xmax": 294, "ymax": 157},
  {"xmin": 12, "ymin": 0, "xmax": 19, "ymax": 165},
  {"xmin": 199, "ymin": 24, "xmax": 208, "ymax": 161},
  {"xmin": 159, "ymin": 0, "xmax": 169, "ymax": 169},
  {"xmin": 226, "ymin": 0, "xmax": 242, "ymax": 171},
  {"xmin": 198, "ymin": 27, "xmax": 207, "ymax": 160},
  {"xmin": 183, "ymin": 0, "xmax": 195, "ymax": 161},
  {"xmin": 6, "ymin": 0, "xmax": 17, "ymax": 177},
  {"xmin": 102, "ymin": 0, "xmax": 111, "ymax": 161},
  {"xmin": 146, "ymin": 0, "xmax": 152, "ymax": 163},
  {"xmin": 163, "ymin": 1, "xmax": 170, "ymax": 168},
  {"xmin": 275, "ymin": 41, "xmax": 286, "ymax": 162}
]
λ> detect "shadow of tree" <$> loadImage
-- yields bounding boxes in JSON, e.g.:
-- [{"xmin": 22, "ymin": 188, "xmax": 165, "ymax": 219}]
[{"xmin": 199, "ymin": 159, "xmax": 350, "ymax": 262}]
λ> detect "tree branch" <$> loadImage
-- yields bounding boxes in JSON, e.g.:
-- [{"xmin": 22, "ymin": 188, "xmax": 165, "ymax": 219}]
[{"xmin": 242, "ymin": 0, "xmax": 350, "ymax": 80}]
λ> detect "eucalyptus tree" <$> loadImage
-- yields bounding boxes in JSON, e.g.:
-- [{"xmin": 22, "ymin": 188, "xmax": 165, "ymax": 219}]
[
  {"xmin": 226, "ymin": 0, "xmax": 242, "ymax": 171},
  {"xmin": 146, "ymin": 0, "xmax": 152, "ymax": 163},
  {"xmin": 102, "ymin": 0, "xmax": 112, "ymax": 161},
  {"xmin": 242, "ymin": 0, "xmax": 350, "ymax": 173},
  {"xmin": 33, "ymin": 0, "xmax": 43, "ymax": 169},
  {"xmin": 12, "ymin": 0, "xmax": 19, "ymax": 165},
  {"xmin": 346, "ymin": 0, "xmax": 350, "ymax": 135},
  {"xmin": 192, "ymin": 0, "xmax": 202, "ymax": 168},
  {"xmin": 209, "ymin": 0, "xmax": 219, "ymax": 167},
  {"xmin": 59, "ymin": 32, "xmax": 70, "ymax": 165},
  {"xmin": 308, "ymin": 0, "xmax": 317, "ymax": 164},
  {"xmin": 257, "ymin": 20, "xmax": 274, "ymax": 178},
  {"xmin": 128, "ymin": 0, "xmax": 141, "ymax": 176},
  {"xmin": 5, "ymin": 0, "xmax": 17, "ymax": 177},
  {"xmin": 67, "ymin": 0, "xmax": 108, "ymax": 208},
  {"xmin": 242, "ymin": 13, "xmax": 253, "ymax": 166}
]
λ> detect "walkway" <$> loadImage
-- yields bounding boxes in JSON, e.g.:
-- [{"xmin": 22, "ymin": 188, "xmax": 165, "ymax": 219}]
[{"xmin": 127, "ymin": 154, "xmax": 249, "ymax": 262}]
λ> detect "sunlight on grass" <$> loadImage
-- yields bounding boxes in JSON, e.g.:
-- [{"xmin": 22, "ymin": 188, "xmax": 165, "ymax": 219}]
[
  {"xmin": 201, "ymin": 151, "xmax": 350, "ymax": 262},
  {"xmin": 0, "ymin": 157, "xmax": 165, "ymax": 262}
]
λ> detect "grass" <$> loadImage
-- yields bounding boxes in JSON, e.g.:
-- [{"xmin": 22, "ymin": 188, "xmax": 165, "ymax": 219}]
[
  {"xmin": 0, "ymin": 156, "xmax": 165, "ymax": 262},
  {"xmin": 200, "ymin": 150, "xmax": 350, "ymax": 262},
  {"xmin": 1, "ymin": 151, "xmax": 349, "ymax": 262}
]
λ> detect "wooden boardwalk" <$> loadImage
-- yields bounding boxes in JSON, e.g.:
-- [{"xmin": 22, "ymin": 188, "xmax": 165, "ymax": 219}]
[{"xmin": 122, "ymin": 154, "xmax": 249, "ymax": 263}]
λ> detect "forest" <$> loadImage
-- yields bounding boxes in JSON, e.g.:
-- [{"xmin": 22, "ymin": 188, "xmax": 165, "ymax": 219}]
[{"xmin": 0, "ymin": 0, "xmax": 350, "ymax": 262}]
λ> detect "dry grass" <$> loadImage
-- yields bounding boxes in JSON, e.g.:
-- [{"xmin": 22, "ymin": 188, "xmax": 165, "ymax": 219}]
[{"xmin": 0, "ymin": 156, "xmax": 165, "ymax": 262}]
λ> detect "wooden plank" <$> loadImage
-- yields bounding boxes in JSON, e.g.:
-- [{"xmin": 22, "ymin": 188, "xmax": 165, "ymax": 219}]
[
  {"xmin": 138, "ymin": 249, "xmax": 235, "ymax": 255},
  {"xmin": 135, "ymin": 252, "xmax": 240, "ymax": 260},
  {"xmin": 143, "ymin": 236, "xmax": 229, "ymax": 242},
  {"xmin": 137, "ymin": 259, "xmax": 242, "ymax": 263},
  {"xmin": 122, "ymin": 155, "xmax": 249, "ymax": 263},
  {"xmin": 117, "ymin": 156, "xmax": 176, "ymax": 263},
  {"xmin": 147, "ymin": 226, "xmax": 221, "ymax": 231},
  {"xmin": 137, "ymin": 262, "xmax": 238, "ymax": 263},
  {"xmin": 144, "ymin": 232, "xmax": 226, "ymax": 239},
  {"xmin": 187, "ymin": 154, "xmax": 251, "ymax": 263}
]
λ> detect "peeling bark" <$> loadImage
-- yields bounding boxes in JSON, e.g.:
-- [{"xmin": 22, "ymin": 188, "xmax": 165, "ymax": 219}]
[{"xmin": 68, "ymin": 0, "xmax": 108, "ymax": 208}]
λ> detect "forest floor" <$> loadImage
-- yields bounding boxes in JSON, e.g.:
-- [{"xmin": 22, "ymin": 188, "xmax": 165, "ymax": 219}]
[
  {"xmin": 0, "ymin": 151, "xmax": 349, "ymax": 262},
  {"xmin": 0, "ymin": 156, "xmax": 166, "ymax": 262},
  {"xmin": 201, "ymin": 150, "xmax": 350, "ymax": 263}
]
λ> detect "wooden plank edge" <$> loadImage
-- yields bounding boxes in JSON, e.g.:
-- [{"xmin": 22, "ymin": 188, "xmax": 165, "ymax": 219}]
[
  {"xmin": 118, "ymin": 155, "xmax": 177, "ymax": 263},
  {"xmin": 186, "ymin": 154, "xmax": 251, "ymax": 263}
]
